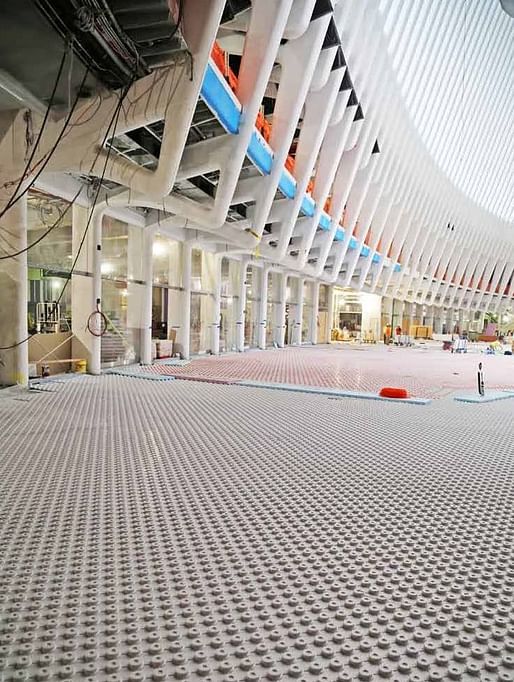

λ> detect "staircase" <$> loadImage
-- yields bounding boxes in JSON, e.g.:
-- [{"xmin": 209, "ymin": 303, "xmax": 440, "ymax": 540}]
[{"xmin": 101, "ymin": 331, "xmax": 131, "ymax": 366}]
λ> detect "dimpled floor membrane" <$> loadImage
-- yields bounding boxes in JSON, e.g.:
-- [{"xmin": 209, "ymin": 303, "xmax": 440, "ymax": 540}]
[
  {"xmin": 1, "ymin": 375, "xmax": 514, "ymax": 681},
  {"xmin": 134, "ymin": 345, "xmax": 514, "ymax": 400}
]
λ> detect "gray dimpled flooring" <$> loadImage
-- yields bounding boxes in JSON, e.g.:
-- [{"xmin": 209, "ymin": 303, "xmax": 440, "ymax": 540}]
[{"xmin": 1, "ymin": 376, "xmax": 514, "ymax": 681}]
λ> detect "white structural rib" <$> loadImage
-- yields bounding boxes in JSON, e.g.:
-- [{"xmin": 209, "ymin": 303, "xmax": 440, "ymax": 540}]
[{"xmin": 384, "ymin": 0, "xmax": 514, "ymax": 224}]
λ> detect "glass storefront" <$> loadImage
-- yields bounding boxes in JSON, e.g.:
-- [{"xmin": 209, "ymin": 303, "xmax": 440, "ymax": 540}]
[{"xmin": 27, "ymin": 193, "xmax": 73, "ymax": 332}]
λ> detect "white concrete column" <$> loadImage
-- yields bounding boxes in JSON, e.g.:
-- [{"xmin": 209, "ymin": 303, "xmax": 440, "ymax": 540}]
[
  {"xmin": 258, "ymin": 266, "xmax": 270, "ymax": 350},
  {"xmin": 425, "ymin": 306, "xmax": 435, "ymax": 335},
  {"xmin": 275, "ymin": 273, "xmax": 288, "ymax": 347},
  {"xmin": 71, "ymin": 205, "xmax": 94, "ymax": 368},
  {"xmin": 211, "ymin": 256, "xmax": 222, "ymax": 355},
  {"xmin": 127, "ymin": 224, "xmax": 146, "ymax": 363},
  {"xmin": 310, "ymin": 281, "xmax": 320, "ymax": 344},
  {"xmin": 0, "ymin": 192, "xmax": 28, "ymax": 386},
  {"xmin": 181, "ymin": 242, "xmax": 192, "ymax": 360},
  {"xmin": 395, "ymin": 300, "xmax": 405, "ymax": 332},
  {"xmin": 140, "ymin": 227, "xmax": 154, "ymax": 365},
  {"xmin": 382, "ymin": 297, "xmax": 393, "ymax": 340},
  {"xmin": 432, "ymin": 307, "xmax": 442, "ymax": 334},
  {"xmin": 326, "ymin": 284, "xmax": 334, "ymax": 343},
  {"xmin": 409, "ymin": 302, "xmax": 417, "ymax": 332},
  {"xmin": 292, "ymin": 277, "xmax": 304, "ymax": 346},
  {"xmin": 457, "ymin": 309, "xmax": 464, "ymax": 334},
  {"xmin": 236, "ymin": 259, "xmax": 248, "ymax": 352},
  {"xmin": 166, "ymin": 240, "xmax": 183, "ymax": 351},
  {"xmin": 89, "ymin": 208, "xmax": 103, "ymax": 375},
  {"xmin": 444, "ymin": 309, "xmax": 450, "ymax": 334}
]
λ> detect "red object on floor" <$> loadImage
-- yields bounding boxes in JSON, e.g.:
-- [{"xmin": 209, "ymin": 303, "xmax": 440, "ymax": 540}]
[{"xmin": 379, "ymin": 387, "xmax": 409, "ymax": 399}]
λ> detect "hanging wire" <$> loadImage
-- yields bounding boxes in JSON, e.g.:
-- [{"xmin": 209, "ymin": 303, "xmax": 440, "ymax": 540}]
[{"xmin": 0, "ymin": 74, "xmax": 135, "ymax": 351}]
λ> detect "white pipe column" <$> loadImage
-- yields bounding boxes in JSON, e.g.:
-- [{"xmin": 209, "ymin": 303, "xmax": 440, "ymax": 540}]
[
  {"xmin": 432, "ymin": 307, "xmax": 441, "ymax": 334},
  {"xmin": 236, "ymin": 259, "xmax": 248, "ymax": 352},
  {"xmin": 395, "ymin": 300, "xmax": 405, "ymax": 332},
  {"xmin": 140, "ymin": 227, "xmax": 154, "ymax": 365},
  {"xmin": 292, "ymin": 278, "xmax": 304, "ymax": 346},
  {"xmin": 90, "ymin": 208, "xmax": 103, "ymax": 376},
  {"xmin": 181, "ymin": 242, "xmax": 192, "ymax": 360},
  {"xmin": 0, "ymin": 192, "xmax": 28, "ymax": 386},
  {"xmin": 310, "ymin": 281, "xmax": 320, "ymax": 344},
  {"xmin": 211, "ymin": 256, "xmax": 223, "ymax": 355},
  {"xmin": 275, "ymin": 273, "xmax": 288, "ymax": 347},
  {"xmin": 258, "ymin": 266, "xmax": 270, "ymax": 350},
  {"xmin": 425, "ymin": 306, "xmax": 435, "ymax": 334},
  {"xmin": 326, "ymin": 285, "xmax": 335, "ymax": 343},
  {"xmin": 445, "ymin": 309, "xmax": 453, "ymax": 334},
  {"xmin": 458, "ymin": 308, "xmax": 464, "ymax": 334}
]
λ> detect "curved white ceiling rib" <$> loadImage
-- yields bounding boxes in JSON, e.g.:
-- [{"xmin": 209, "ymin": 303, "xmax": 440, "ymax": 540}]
[{"xmin": 380, "ymin": 0, "xmax": 514, "ymax": 223}]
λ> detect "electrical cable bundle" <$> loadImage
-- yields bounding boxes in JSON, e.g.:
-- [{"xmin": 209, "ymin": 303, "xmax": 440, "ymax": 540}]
[
  {"xmin": 0, "ymin": 72, "xmax": 135, "ymax": 351},
  {"xmin": 0, "ymin": 56, "xmax": 92, "ymax": 221}
]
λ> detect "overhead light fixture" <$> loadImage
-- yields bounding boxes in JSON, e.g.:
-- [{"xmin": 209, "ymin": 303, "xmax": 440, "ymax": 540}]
[
  {"xmin": 500, "ymin": 0, "xmax": 514, "ymax": 17},
  {"xmin": 152, "ymin": 240, "xmax": 168, "ymax": 257}
]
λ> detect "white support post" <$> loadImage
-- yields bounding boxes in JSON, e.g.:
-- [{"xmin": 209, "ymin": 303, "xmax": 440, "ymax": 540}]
[
  {"xmin": 212, "ymin": 256, "xmax": 223, "ymax": 355},
  {"xmin": 140, "ymin": 227, "xmax": 154, "ymax": 365},
  {"xmin": 395, "ymin": 300, "xmax": 405, "ymax": 332},
  {"xmin": 275, "ymin": 273, "xmax": 288, "ymax": 348},
  {"xmin": 310, "ymin": 281, "xmax": 320, "ymax": 344},
  {"xmin": 71, "ymin": 205, "xmax": 95, "ymax": 369},
  {"xmin": 457, "ymin": 308, "xmax": 464, "ymax": 334},
  {"xmin": 236, "ymin": 259, "xmax": 248, "ymax": 352},
  {"xmin": 258, "ymin": 266, "xmax": 269, "ymax": 350},
  {"xmin": 326, "ymin": 285, "xmax": 334, "ymax": 343},
  {"xmin": 433, "ymin": 307, "xmax": 442, "ymax": 334},
  {"xmin": 181, "ymin": 242, "xmax": 192, "ymax": 360},
  {"xmin": 0, "ymin": 191, "xmax": 28, "ymax": 387},
  {"xmin": 425, "ymin": 306, "xmax": 435, "ymax": 334},
  {"xmin": 90, "ymin": 208, "xmax": 103, "ymax": 376},
  {"xmin": 292, "ymin": 278, "xmax": 304, "ymax": 346}
]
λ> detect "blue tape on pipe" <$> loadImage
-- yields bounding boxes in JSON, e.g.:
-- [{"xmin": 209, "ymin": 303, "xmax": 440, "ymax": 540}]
[
  {"xmin": 319, "ymin": 212, "xmax": 331, "ymax": 230},
  {"xmin": 278, "ymin": 170, "xmax": 296, "ymax": 198},
  {"xmin": 199, "ymin": 60, "xmax": 395, "ymax": 266},
  {"xmin": 301, "ymin": 195, "xmax": 316, "ymax": 216},
  {"xmin": 200, "ymin": 63, "xmax": 240, "ymax": 134},
  {"xmin": 247, "ymin": 131, "xmax": 273, "ymax": 174}
]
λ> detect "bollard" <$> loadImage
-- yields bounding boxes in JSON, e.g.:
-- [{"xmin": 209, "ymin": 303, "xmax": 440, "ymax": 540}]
[{"xmin": 477, "ymin": 362, "xmax": 485, "ymax": 396}]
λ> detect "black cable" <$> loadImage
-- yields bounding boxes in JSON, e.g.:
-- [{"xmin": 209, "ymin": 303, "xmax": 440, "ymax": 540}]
[
  {"xmin": 0, "ymin": 61, "xmax": 91, "ymax": 221},
  {"xmin": 153, "ymin": 0, "xmax": 185, "ymax": 46},
  {"xmin": 0, "ymin": 75, "xmax": 134, "ymax": 351},
  {"xmin": 169, "ymin": 0, "xmax": 185, "ymax": 42},
  {"xmin": 86, "ymin": 306, "xmax": 108, "ymax": 337},
  {"xmin": 0, "ymin": 48, "xmax": 67, "ymax": 219},
  {"xmin": 0, "ymin": 188, "xmax": 81, "ymax": 261},
  {"xmin": 52, "ymin": 80, "xmax": 132, "ymax": 310}
]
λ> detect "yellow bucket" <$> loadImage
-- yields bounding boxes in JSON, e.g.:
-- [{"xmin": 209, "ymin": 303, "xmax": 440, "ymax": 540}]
[{"xmin": 75, "ymin": 359, "xmax": 87, "ymax": 374}]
